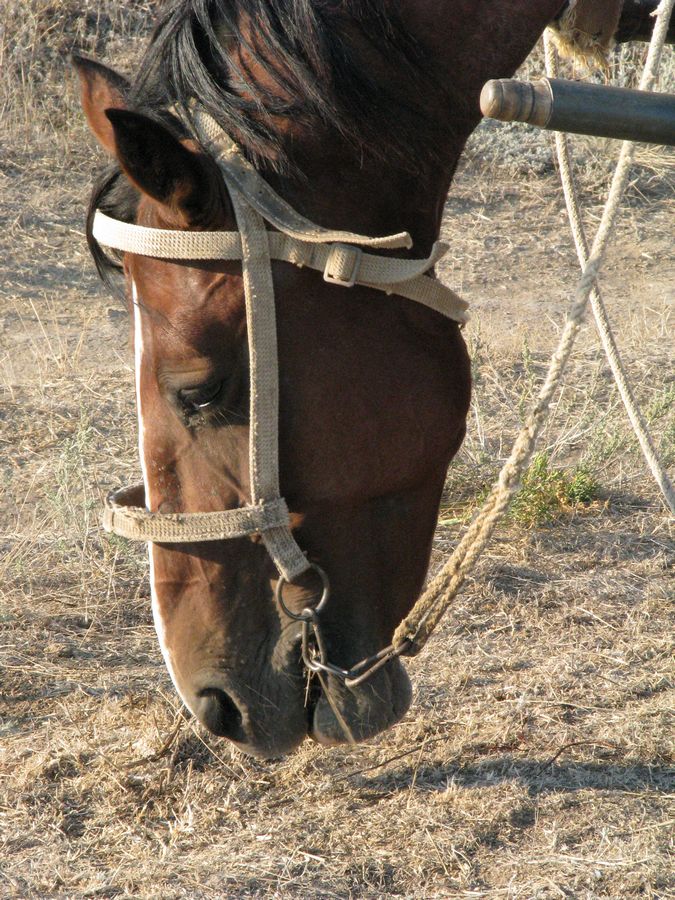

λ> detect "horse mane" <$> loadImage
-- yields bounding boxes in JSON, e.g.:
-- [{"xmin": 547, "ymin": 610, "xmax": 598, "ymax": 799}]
[
  {"xmin": 88, "ymin": 0, "xmax": 448, "ymax": 281},
  {"xmin": 135, "ymin": 0, "xmax": 443, "ymax": 169}
]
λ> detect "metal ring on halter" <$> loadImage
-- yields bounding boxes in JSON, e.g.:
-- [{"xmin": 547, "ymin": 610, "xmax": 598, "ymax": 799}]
[{"xmin": 274, "ymin": 563, "xmax": 330, "ymax": 622}]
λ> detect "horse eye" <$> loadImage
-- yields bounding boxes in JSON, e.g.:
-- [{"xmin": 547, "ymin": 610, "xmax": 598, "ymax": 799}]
[{"xmin": 178, "ymin": 380, "xmax": 224, "ymax": 410}]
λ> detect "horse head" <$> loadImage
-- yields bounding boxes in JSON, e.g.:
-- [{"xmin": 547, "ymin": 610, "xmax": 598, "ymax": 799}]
[{"xmin": 75, "ymin": 0, "xmax": 563, "ymax": 756}]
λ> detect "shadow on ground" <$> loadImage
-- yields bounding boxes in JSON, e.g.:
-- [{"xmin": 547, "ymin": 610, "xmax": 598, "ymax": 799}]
[{"xmin": 356, "ymin": 755, "xmax": 674, "ymax": 797}]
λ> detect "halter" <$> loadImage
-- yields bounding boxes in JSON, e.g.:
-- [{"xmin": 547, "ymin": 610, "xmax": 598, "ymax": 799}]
[{"xmin": 96, "ymin": 108, "xmax": 468, "ymax": 684}]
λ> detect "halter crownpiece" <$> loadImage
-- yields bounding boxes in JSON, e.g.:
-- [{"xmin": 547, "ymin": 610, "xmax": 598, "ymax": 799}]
[
  {"xmin": 93, "ymin": 209, "xmax": 461, "ymax": 306},
  {"xmin": 96, "ymin": 109, "xmax": 468, "ymax": 583}
]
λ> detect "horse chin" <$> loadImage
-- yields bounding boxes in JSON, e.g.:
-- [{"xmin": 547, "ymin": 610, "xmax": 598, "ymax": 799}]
[{"xmin": 310, "ymin": 658, "xmax": 412, "ymax": 746}]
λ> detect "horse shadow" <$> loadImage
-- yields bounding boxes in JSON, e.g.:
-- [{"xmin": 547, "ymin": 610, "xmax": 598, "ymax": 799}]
[{"xmin": 351, "ymin": 753, "xmax": 674, "ymax": 798}]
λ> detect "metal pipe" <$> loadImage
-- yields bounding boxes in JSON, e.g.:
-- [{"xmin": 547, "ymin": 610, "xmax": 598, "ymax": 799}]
[{"xmin": 480, "ymin": 77, "xmax": 675, "ymax": 146}]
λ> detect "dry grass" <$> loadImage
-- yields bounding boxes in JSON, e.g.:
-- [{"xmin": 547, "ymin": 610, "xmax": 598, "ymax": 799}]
[{"xmin": 1, "ymin": 4, "xmax": 674, "ymax": 898}]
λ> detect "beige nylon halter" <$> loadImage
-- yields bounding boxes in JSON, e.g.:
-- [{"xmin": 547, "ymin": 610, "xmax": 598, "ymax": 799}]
[{"xmin": 96, "ymin": 110, "xmax": 468, "ymax": 582}]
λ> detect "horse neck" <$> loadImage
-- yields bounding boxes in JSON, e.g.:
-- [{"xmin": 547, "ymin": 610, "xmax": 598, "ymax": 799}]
[
  {"xmin": 263, "ymin": 0, "xmax": 565, "ymax": 252},
  {"xmin": 403, "ymin": 0, "xmax": 567, "ymax": 95}
]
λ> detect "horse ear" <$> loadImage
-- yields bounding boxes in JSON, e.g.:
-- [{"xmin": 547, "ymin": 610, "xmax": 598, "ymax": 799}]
[
  {"xmin": 72, "ymin": 54, "xmax": 129, "ymax": 154},
  {"xmin": 105, "ymin": 109, "xmax": 219, "ymax": 224}
]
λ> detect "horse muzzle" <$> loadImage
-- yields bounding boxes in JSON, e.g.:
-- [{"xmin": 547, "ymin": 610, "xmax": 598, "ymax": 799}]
[{"xmin": 187, "ymin": 648, "xmax": 412, "ymax": 756}]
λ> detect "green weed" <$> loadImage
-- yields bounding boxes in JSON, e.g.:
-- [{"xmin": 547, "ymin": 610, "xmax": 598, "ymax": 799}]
[
  {"xmin": 646, "ymin": 385, "xmax": 675, "ymax": 424},
  {"xmin": 510, "ymin": 452, "xmax": 599, "ymax": 528}
]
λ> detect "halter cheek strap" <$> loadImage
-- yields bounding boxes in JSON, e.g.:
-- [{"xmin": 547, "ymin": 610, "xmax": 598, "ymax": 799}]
[{"xmin": 96, "ymin": 111, "xmax": 468, "ymax": 582}]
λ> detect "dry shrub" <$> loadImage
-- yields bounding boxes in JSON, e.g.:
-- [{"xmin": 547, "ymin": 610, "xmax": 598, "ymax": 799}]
[{"xmin": 0, "ymin": 0, "xmax": 158, "ymax": 137}]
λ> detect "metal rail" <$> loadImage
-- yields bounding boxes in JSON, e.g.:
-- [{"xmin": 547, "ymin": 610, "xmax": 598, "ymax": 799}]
[{"xmin": 480, "ymin": 77, "xmax": 675, "ymax": 146}]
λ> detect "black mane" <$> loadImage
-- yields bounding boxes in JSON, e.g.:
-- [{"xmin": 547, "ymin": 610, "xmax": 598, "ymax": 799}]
[
  {"xmin": 88, "ymin": 0, "xmax": 447, "ymax": 281},
  {"xmin": 135, "ymin": 0, "xmax": 442, "ymax": 168}
]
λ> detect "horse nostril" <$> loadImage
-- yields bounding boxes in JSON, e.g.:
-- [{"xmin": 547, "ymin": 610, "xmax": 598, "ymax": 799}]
[{"xmin": 197, "ymin": 687, "xmax": 247, "ymax": 742}]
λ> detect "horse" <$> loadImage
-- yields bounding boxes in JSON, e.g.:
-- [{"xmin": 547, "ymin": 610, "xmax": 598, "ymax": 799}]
[{"xmin": 75, "ymin": 0, "xmax": 578, "ymax": 757}]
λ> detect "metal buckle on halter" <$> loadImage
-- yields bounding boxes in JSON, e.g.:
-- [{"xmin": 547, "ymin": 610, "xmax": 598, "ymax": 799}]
[{"xmin": 323, "ymin": 243, "xmax": 363, "ymax": 287}]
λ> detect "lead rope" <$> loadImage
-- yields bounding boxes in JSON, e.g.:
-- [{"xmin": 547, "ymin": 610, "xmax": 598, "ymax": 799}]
[
  {"xmin": 392, "ymin": 0, "xmax": 675, "ymax": 655},
  {"xmin": 543, "ymin": 29, "xmax": 675, "ymax": 515}
]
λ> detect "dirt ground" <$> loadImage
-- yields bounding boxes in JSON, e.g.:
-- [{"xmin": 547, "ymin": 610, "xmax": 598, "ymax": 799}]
[{"xmin": 1, "ymin": 8, "xmax": 674, "ymax": 899}]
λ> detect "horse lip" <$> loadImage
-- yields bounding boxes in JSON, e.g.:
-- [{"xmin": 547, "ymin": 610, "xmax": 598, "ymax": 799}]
[{"xmin": 307, "ymin": 656, "xmax": 413, "ymax": 746}]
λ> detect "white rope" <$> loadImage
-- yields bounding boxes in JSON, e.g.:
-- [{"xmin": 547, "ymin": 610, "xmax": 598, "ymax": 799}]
[
  {"xmin": 393, "ymin": 0, "xmax": 675, "ymax": 652},
  {"xmin": 225, "ymin": 182, "xmax": 311, "ymax": 581},
  {"xmin": 543, "ymin": 30, "xmax": 675, "ymax": 514},
  {"xmin": 103, "ymin": 485, "xmax": 292, "ymax": 542}
]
